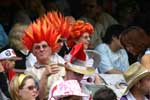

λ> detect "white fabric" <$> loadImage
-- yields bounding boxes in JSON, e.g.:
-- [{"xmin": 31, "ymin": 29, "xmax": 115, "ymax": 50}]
[
  {"xmin": 126, "ymin": 92, "xmax": 148, "ymax": 100},
  {"xmin": 0, "ymin": 49, "xmax": 17, "ymax": 60},
  {"xmin": 52, "ymin": 80, "xmax": 87, "ymax": 99},
  {"xmin": 26, "ymin": 53, "xmax": 37, "ymax": 69},
  {"xmin": 145, "ymin": 48, "xmax": 150, "ymax": 54}
]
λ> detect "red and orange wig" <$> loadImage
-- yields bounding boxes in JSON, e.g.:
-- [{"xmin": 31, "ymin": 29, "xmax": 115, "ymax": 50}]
[
  {"xmin": 67, "ymin": 20, "xmax": 94, "ymax": 48},
  {"xmin": 45, "ymin": 11, "xmax": 71, "ymax": 39},
  {"xmin": 22, "ymin": 16, "xmax": 61, "ymax": 52}
]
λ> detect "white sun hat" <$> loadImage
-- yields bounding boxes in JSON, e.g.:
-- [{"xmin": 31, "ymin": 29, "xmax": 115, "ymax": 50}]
[
  {"xmin": 52, "ymin": 80, "xmax": 88, "ymax": 99},
  {"xmin": 0, "ymin": 48, "xmax": 22, "ymax": 60}
]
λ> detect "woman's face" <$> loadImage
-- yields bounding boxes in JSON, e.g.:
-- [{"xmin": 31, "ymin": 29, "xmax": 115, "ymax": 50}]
[
  {"xmin": 138, "ymin": 76, "xmax": 150, "ymax": 95},
  {"xmin": 125, "ymin": 45, "xmax": 136, "ymax": 56},
  {"xmin": 19, "ymin": 78, "xmax": 38, "ymax": 100},
  {"xmin": 76, "ymin": 32, "xmax": 91, "ymax": 49},
  {"xmin": 66, "ymin": 70, "xmax": 83, "ymax": 83}
]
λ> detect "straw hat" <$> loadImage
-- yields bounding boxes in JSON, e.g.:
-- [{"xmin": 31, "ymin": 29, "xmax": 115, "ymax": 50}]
[
  {"xmin": 86, "ymin": 50, "xmax": 101, "ymax": 68},
  {"xmin": 0, "ymin": 48, "xmax": 22, "ymax": 60},
  {"xmin": 52, "ymin": 80, "xmax": 88, "ymax": 99},
  {"xmin": 123, "ymin": 62, "xmax": 150, "ymax": 94},
  {"xmin": 64, "ymin": 43, "xmax": 95, "ymax": 75}
]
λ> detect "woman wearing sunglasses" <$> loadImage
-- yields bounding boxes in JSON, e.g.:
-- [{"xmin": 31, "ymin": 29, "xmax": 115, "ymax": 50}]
[{"xmin": 9, "ymin": 74, "xmax": 39, "ymax": 100}]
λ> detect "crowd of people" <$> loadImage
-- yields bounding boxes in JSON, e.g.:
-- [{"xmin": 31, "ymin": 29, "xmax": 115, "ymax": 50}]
[{"xmin": 1, "ymin": 0, "xmax": 150, "ymax": 100}]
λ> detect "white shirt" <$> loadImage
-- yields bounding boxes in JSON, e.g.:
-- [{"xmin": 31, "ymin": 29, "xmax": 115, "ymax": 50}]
[{"xmin": 126, "ymin": 92, "xmax": 148, "ymax": 100}]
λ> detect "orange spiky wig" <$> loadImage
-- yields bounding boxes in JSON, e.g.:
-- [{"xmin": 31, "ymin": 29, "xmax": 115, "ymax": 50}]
[
  {"xmin": 45, "ymin": 11, "xmax": 71, "ymax": 39},
  {"xmin": 67, "ymin": 20, "xmax": 94, "ymax": 48},
  {"xmin": 22, "ymin": 16, "xmax": 61, "ymax": 52}
]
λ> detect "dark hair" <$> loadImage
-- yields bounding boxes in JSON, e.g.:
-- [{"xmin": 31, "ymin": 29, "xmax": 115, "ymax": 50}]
[
  {"xmin": 81, "ymin": 0, "xmax": 103, "ymax": 7},
  {"xmin": 93, "ymin": 86, "xmax": 117, "ymax": 100},
  {"xmin": 102, "ymin": 24, "xmax": 125, "ymax": 44},
  {"xmin": 58, "ymin": 95, "xmax": 82, "ymax": 100}
]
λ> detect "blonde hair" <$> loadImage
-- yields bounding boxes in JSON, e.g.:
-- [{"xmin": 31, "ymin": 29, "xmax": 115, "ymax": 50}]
[
  {"xmin": 9, "ymin": 74, "xmax": 37, "ymax": 100},
  {"xmin": 8, "ymin": 23, "xmax": 28, "ymax": 50},
  {"xmin": 9, "ymin": 75, "xmax": 22, "ymax": 100}
]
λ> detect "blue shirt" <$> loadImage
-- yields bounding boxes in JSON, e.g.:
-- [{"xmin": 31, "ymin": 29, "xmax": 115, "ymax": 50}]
[
  {"xmin": 95, "ymin": 43, "xmax": 129, "ymax": 73},
  {"xmin": 0, "ymin": 24, "xmax": 8, "ymax": 47}
]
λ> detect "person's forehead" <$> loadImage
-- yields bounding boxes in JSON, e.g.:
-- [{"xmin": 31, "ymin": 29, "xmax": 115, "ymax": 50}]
[
  {"xmin": 24, "ymin": 78, "xmax": 35, "ymax": 85},
  {"xmin": 33, "ymin": 41, "xmax": 48, "ymax": 46},
  {"xmin": 82, "ymin": 32, "xmax": 90, "ymax": 36}
]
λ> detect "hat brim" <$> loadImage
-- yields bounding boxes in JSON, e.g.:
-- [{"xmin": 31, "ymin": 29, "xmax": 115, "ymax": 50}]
[
  {"xmin": 8, "ymin": 57, "xmax": 22, "ymax": 61},
  {"xmin": 1, "ymin": 57, "xmax": 22, "ymax": 61},
  {"xmin": 54, "ymin": 92, "xmax": 88, "ymax": 99},
  {"xmin": 124, "ymin": 71, "xmax": 150, "ymax": 95},
  {"xmin": 65, "ymin": 64, "xmax": 95, "ymax": 75},
  {"xmin": 86, "ymin": 50, "xmax": 100, "ymax": 68}
]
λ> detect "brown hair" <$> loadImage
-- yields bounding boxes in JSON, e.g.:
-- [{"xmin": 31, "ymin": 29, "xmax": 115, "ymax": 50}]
[{"xmin": 120, "ymin": 26, "xmax": 150, "ymax": 55}]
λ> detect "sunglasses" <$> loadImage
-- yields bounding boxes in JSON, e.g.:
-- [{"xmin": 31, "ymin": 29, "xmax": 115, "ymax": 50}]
[
  {"xmin": 34, "ymin": 44, "xmax": 48, "ymax": 50},
  {"xmin": 24, "ymin": 85, "xmax": 37, "ymax": 91},
  {"xmin": 81, "ymin": 35, "xmax": 91, "ymax": 40},
  {"xmin": 57, "ymin": 38, "xmax": 66, "ymax": 43}
]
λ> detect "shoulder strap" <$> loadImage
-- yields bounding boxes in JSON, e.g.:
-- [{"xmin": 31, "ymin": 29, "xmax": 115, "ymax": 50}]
[{"xmin": 120, "ymin": 96, "xmax": 128, "ymax": 100}]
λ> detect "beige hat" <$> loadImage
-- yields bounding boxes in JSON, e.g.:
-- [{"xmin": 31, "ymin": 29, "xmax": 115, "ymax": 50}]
[
  {"xmin": 124, "ymin": 62, "xmax": 150, "ymax": 94},
  {"xmin": 64, "ymin": 43, "xmax": 95, "ymax": 75},
  {"xmin": 65, "ymin": 62, "xmax": 95, "ymax": 75}
]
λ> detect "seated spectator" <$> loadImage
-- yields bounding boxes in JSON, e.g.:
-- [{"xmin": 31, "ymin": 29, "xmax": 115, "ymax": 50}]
[
  {"xmin": 95, "ymin": 24, "xmax": 129, "ymax": 74},
  {"xmin": 0, "ymin": 48, "xmax": 22, "ymax": 99},
  {"xmin": 116, "ymin": 0, "xmax": 140, "ymax": 28},
  {"xmin": 49, "ymin": 80, "xmax": 88, "ymax": 100},
  {"xmin": 10, "ymin": 74, "xmax": 39, "ymax": 100},
  {"xmin": 42, "ymin": 0, "xmax": 71, "ymax": 16},
  {"xmin": 120, "ymin": 26, "xmax": 150, "ymax": 68},
  {"xmin": 0, "ymin": 24, "xmax": 8, "ymax": 49},
  {"xmin": 93, "ymin": 86, "xmax": 117, "ymax": 100},
  {"xmin": 80, "ymin": 0, "xmax": 118, "ymax": 48},
  {"xmin": 8, "ymin": 23, "xmax": 36, "ymax": 73},
  {"xmin": 120, "ymin": 62, "xmax": 150, "ymax": 100},
  {"xmin": 11, "ymin": 9, "xmax": 31, "ymax": 26},
  {"xmin": 49, "ymin": 43, "xmax": 95, "ymax": 100},
  {"xmin": 67, "ymin": 20, "xmax": 102, "ymax": 85},
  {"xmin": 22, "ymin": 0, "xmax": 46, "ymax": 21},
  {"xmin": 22, "ymin": 13, "xmax": 66, "ymax": 100}
]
